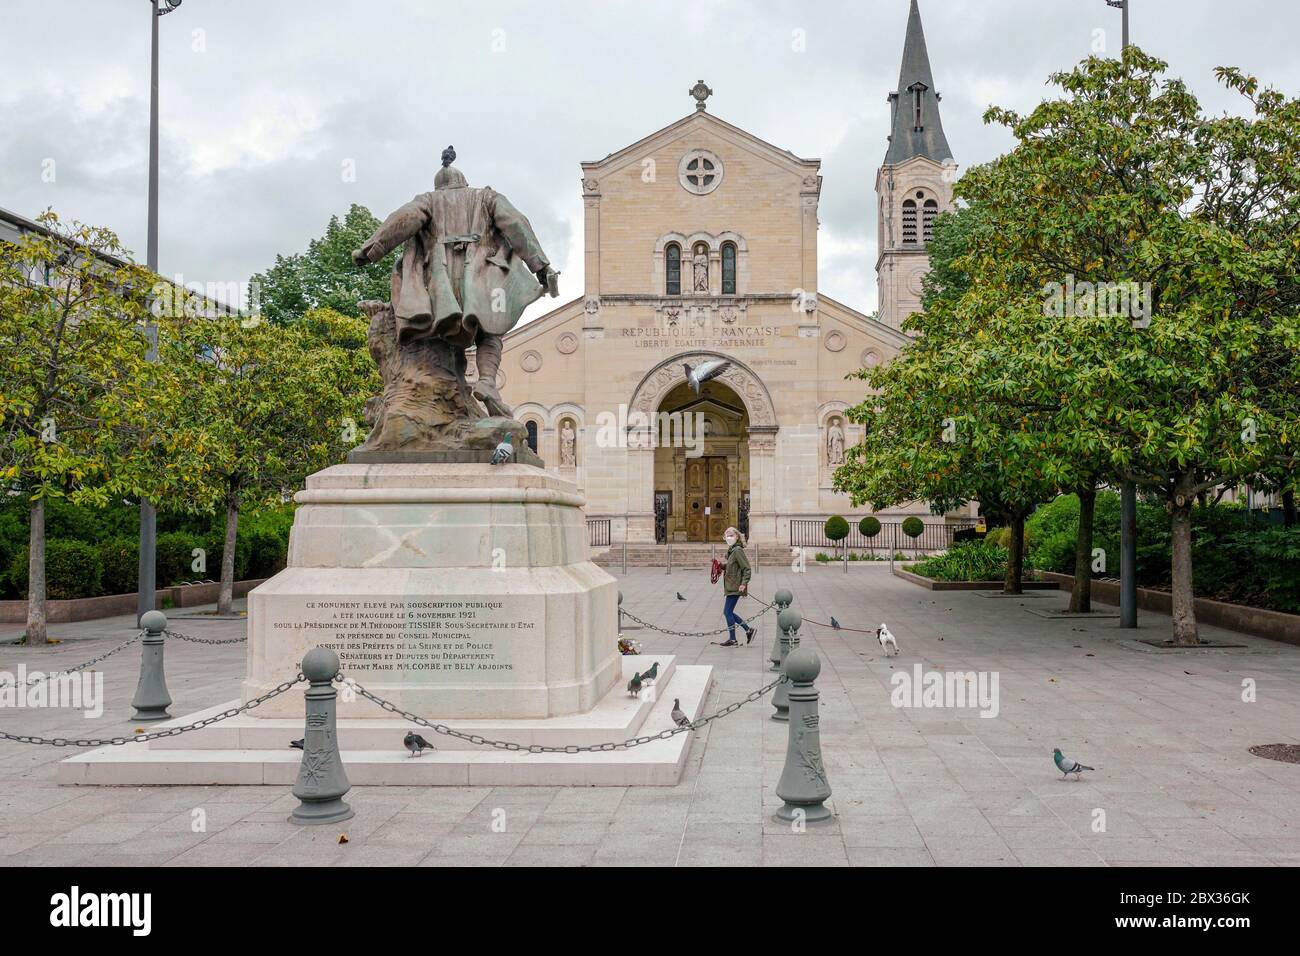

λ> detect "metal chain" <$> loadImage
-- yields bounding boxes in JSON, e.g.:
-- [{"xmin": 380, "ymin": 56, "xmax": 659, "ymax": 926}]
[
  {"xmin": 0, "ymin": 674, "xmax": 304, "ymax": 748},
  {"xmin": 0, "ymin": 632, "xmax": 144, "ymax": 689},
  {"xmin": 163, "ymin": 628, "xmax": 247, "ymax": 646},
  {"xmin": 338, "ymin": 671, "xmax": 785, "ymax": 753},
  {"xmin": 621, "ymin": 599, "xmax": 773, "ymax": 637}
]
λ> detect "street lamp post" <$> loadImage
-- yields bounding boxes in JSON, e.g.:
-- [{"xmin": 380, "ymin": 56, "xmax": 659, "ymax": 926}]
[
  {"xmin": 1105, "ymin": 0, "xmax": 1138, "ymax": 630},
  {"xmin": 137, "ymin": 0, "xmax": 183, "ymax": 624}
]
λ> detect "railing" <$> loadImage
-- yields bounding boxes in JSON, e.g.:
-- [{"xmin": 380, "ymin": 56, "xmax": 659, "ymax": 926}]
[
  {"xmin": 789, "ymin": 518, "xmax": 974, "ymax": 554},
  {"xmin": 587, "ymin": 518, "xmax": 611, "ymax": 548}
]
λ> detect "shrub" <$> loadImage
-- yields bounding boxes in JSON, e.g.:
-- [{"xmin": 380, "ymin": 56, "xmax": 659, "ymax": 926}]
[
  {"xmin": 901, "ymin": 516, "xmax": 925, "ymax": 538},
  {"xmin": 824, "ymin": 516, "xmax": 849, "ymax": 542},
  {"xmin": 99, "ymin": 537, "xmax": 139, "ymax": 595},
  {"xmin": 858, "ymin": 516, "xmax": 882, "ymax": 538},
  {"xmin": 156, "ymin": 532, "xmax": 205, "ymax": 587},
  {"xmin": 911, "ymin": 541, "xmax": 1015, "ymax": 582},
  {"xmin": 7, "ymin": 539, "xmax": 104, "ymax": 600}
]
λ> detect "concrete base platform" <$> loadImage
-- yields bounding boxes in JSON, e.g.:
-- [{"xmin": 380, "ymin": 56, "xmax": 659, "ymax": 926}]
[{"xmin": 57, "ymin": 656, "xmax": 712, "ymax": 787}]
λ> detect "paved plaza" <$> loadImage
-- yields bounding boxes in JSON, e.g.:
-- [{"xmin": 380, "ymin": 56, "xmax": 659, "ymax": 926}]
[{"xmin": 1, "ymin": 564, "xmax": 1297, "ymax": 867}]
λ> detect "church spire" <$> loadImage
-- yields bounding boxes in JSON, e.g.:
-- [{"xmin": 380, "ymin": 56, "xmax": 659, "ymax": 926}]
[{"xmin": 884, "ymin": 0, "xmax": 952, "ymax": 165}]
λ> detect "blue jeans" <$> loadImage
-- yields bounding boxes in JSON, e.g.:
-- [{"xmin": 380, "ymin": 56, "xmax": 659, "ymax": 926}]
[{"xmin": 723, "ymin": 594, "xmax": 750, "ymax": 642}]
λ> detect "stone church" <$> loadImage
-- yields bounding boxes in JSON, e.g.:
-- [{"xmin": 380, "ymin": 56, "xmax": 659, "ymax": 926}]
[{"xmin": 496, "ymin": 0, "xmax": 955, "ymax": 545}]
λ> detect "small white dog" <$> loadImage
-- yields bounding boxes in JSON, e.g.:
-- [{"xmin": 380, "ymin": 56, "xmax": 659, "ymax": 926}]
[{"xmin": 876, "ymin": 622, "xmax": 899, "ymax": 656}]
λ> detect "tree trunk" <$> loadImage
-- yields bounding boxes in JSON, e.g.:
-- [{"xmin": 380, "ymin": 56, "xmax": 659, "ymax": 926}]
[
  {"xmin": 218, "ymin": 493, "xmax": 239, "ymax": 615},
  {"xmin": 1069, "ymin": 487, "xmax": 1097, "ymax": 613},
  {"xmin": 1003, "ymin": 511, "xmax": 1025, "ymax": 595},
  {"xmin": 1283, "ymin": 489, "xmax": 1296, "ymax": 529},
  {"xmin": 1169, "ymin": 486, "xmax": 1198, "ymax": 646},
  {"xmin": 25, "ymin": 496, "xmax": 48, "ymax": 646}
]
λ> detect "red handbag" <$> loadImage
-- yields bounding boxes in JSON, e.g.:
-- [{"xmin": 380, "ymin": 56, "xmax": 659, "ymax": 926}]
[{"xmin": 710, "ymin": 558, "xmax": 724, "ymax": 584}]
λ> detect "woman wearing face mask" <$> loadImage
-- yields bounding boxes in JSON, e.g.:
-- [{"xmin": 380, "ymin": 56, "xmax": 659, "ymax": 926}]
[{"xmin": 719, "ymin": 526, "xmax": 754, "ymax": 647}]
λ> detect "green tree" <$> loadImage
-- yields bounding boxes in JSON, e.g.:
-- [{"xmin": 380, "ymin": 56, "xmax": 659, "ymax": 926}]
[
  {"xmin": 969, "ymin": 49, "xmax": 1300, "ymax": 642},
  {"xmin": 0, "ymin": 213, "xmax": 199, "ymax": 643},
  {"xmin": 250, "ymin": 205, "xmax": 396, "ymax": 324},
  {"xmin": 167, "ymin": 314, "xmax": 371, "ymax": 613}
]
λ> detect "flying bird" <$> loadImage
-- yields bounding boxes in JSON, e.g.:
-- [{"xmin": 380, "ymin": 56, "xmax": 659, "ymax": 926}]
[
  {"xmin": 490, "ymin": 434, "xmax": 514, "ymax": 465},
  {"xmin": 641, "ymin": 661, "xmax": 660, "ymax": 685},
  {"xmin": 830, "ymin": 616, "xmax": 841, "ymax": 630},
  {"xmin": 628, "ymin": 672, "xmax": 643, "ymax": 697},
  {"xmin": 683, "ymin": 359, "xmax": 731, "ymax": 394},
  {"xmin": 1053, "ymin": 748, "xmax": 1094, "ymax": 780},
  {"xmin": 404, "ymin": 731, "xmax": 436, "ymax": 757},
  {"xmin": 876, "ymin": 622, "xmax": 898, "ymax": 656},
  {"xmin": 671, "ymin": 698, "xmax": 690, "ymax": 727}
]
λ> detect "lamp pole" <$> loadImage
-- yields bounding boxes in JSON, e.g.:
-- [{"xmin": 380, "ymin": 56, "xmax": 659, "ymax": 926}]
[
  {"xmin": 137, "ymin": 0, "xmax": 183, "ymax": 624},
  {"xmin": 1105, "ymin": 0, "xmax": 1137, "ymax": 629}
]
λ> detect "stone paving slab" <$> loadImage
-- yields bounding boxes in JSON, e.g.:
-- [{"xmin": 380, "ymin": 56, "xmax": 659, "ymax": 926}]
[{"xmin": 1, "ymin": 568, "xmax": 1297, "ymax": 866}]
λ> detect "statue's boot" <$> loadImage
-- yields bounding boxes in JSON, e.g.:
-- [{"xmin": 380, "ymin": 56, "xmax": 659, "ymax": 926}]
[{"xmin": 472, "ymin": 333, "xmax": 513, "ymax": 417}]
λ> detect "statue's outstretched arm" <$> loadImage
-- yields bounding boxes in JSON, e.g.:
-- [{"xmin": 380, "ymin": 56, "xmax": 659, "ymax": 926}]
[{"xmin": 352, "ymin": 196, "xmax": 430, "ymax": 265}]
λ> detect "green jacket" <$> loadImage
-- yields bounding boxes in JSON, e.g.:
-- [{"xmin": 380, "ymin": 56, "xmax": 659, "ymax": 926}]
[{"xmin": 722, "ymin": 543, "xmax": 752, "ymax": 596}]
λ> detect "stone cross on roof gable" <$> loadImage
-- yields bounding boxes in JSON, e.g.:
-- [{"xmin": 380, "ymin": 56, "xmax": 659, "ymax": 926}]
[{"xmin": 689, "ymin": 80, "xmax": 713, "ymax": 112}]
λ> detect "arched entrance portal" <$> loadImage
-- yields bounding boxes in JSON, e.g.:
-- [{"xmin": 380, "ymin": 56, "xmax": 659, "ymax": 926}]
[
  {"xmin": 625, "ymin": 352, "xmax": 779, "ymax": 545},
  {"xmin": 654, "ymin": 380, "xmax": 749, "ymax": 543}
]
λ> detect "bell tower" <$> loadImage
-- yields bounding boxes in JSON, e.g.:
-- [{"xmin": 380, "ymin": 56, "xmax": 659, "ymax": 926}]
[{"xmin": 875, "ymin": 0, "xmax": 956, "ymax": 331}]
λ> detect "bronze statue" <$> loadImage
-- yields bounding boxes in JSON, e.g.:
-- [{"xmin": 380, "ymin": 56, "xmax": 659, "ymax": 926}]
[{"xmin": 350, "ymin": 146, "xmax": 558, "ymax": 456}]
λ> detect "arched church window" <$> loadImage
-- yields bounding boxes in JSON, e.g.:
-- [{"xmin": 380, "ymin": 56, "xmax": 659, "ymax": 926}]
[
  {"xmin": 923, "ymin": 199, "xmax": 938, "ymax": 242},
  {"xmin": 665, "ymin": 243, "xmax": 681, "ymax": 295},
  {"xmin": 525, "ymin": 420, "xmax": 538, "ymax": 453},
  {"xmin": 901, "ymin": 199, "xmax": 917, "ymax": 244},
  {"xmin": 721, "ymin": 242, "xmax": 736, "ymax": 295}
]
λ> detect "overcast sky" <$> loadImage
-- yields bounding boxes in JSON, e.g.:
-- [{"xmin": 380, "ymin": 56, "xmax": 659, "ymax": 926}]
[{"xmin": 3, "ymin": 0, "xmax": 1298, "ymax": 322}]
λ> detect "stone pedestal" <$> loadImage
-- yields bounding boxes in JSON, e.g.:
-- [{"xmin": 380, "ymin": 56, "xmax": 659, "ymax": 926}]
[{"xmin": 243, "ymin": 462, "xmax": 621, "ymax": 720}]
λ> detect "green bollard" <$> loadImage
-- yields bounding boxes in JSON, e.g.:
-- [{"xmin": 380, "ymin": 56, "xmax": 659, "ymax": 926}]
[
  {"xmin": 771, "ymin": 607, "xmax": 801, "ymax": 721},
  {"xmin": 769, "ymin": 589, "xmax": 793, "ymax": 672},
  {"xmin": 289, "ymin": 647, "xmax": 354, "ymax": 826},
  {"xmin": 774, "ymin": 646, "xmax": 833, "ymax": 824},
  {"xmin": 131, "ymin": 610, "xmax": 172, "ymax": 722}
]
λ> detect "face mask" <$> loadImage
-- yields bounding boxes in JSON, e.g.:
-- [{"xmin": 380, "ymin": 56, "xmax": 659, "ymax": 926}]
[{"xmin": 725, "ymin": 536, "xmax": 737, "ymax": 546}]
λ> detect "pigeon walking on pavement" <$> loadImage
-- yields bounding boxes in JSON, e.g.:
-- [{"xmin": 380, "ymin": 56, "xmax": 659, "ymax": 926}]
[
  {"xmin": 404, "ymin": 731, "xmax": 436, "ymax": 757},
  {"xmin": 641, "ymin": 661, "xmax": 660, "ymax": 685},
  {"xmin": 627, "ymin": 672, "xmax": 643, "ymax": 697},
  {"xmin": 1053, "ymin": 748, "xmax": 1094, "ymax": 780},
  {"xmin": 676, "ymin": 592, "xmax": 686, "ymax": 601},
  {"xmin": 683, "ymin": 359, "xmax": 731, "ymax": 395},
  {"xmin": 490, "ymin": 434, "xmax": 514, "ymax": 465},
  {"xmin": 671, "ymin": 698, "xmax": 690, "ymax": 727},
  {"xmin": 830, "ymin": 616, "xmax": 841, "ymax": 630},
  {"xmin": 876, "ymin": 622, "xmax": 898, "ymax": 656}
]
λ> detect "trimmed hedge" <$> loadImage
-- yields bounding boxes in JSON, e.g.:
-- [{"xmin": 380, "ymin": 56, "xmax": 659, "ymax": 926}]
[
  {"xmin": 859, "ymin": 516, "xmax": 882, "ymax": 538},
  {"xmin": 824, "ymin": 516, "xmax": 849, "ymax": 542},
  {"xmin": 901, "ymin": 516, "xmax": 925, "ymax": 538},
  {"xmin": 7, "ymin": 540, "xmax": 103, "ymax": 600}
]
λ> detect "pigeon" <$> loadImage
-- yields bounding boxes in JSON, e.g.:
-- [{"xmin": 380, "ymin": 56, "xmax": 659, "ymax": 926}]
[
  {"xmin": 290, "ymin": 738, "xmax": 304, "ymax": 750},
  {"xmin": 676, "ymin": 592, "xmax": 686, "ymax": 601},
  {"xmin": 671, "ymin": 698, "xmax": 690, "ymax": 727},
  {"xmin": 1053, "ymin": 748, "xmax": 1093, "ymax": 780},
  {"xmin": 404, "ymin": 731, "xmax": 436, "ymax": 757},
  {"xmin": 490, "ymin": 434, "xmax": 514, "ymax": 465},
  {"xmin": 830, "ymin": 616, "xmax": 841, "ymax": 630},
  {"xmin": 441, "ymin": 145, "xmax": 456, "ymax": 167},
  {"xmin": 641, "ymin": 661, "xmax": 660, "ymax": 684},
  {"xmin": 683, "ymin": 359, "xmax": 731, "ymax": 394},
  {"xmin": 628, "ymin": 672, "xmax": 643, "ymax": 697},
  {"xmin": 876, "ymin": 622, "xmax": 898, "ymax": 656}
]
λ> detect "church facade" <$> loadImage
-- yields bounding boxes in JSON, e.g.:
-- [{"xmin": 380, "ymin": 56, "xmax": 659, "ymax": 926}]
[{"xmin": 496, "ymin": 0, "xmax": 956, "ymax": 545}]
